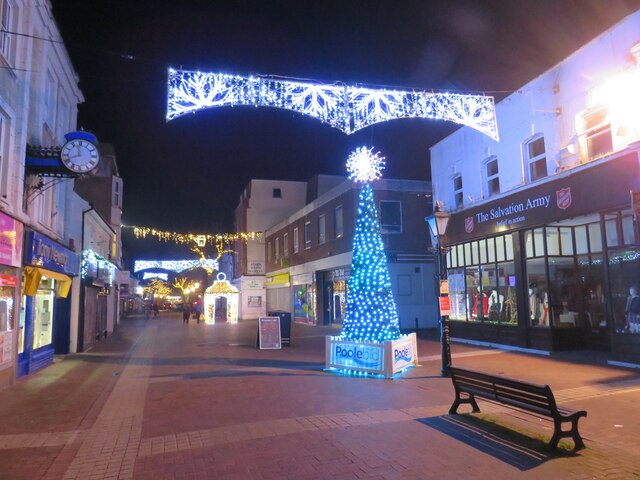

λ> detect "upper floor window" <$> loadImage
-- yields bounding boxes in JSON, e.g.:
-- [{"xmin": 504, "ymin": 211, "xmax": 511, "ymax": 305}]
[
  {"xmin": 453, "ymin": 174, "xmax": 463, "ymax": 209},
  {"xmin": 582, "ymin": 107, "xmax": 612, "ymax": 161},
  {"xmin": 525, "ymin": 136, "xmax": 547, "ymax": 182},
  {"xmin": 380, "ymin": 200, "xmax": 402, "ymax": 233},
  {"xmin": 272, "ymin": 188, "xmax": 282, "ymax": 198},
  {"xmin": 304, "ymin": 221, "xmax": 311, "ymax": 249},
  {"xmin": 0, "ymin": 1, "xmax": 16, "ymax": 65},
  {"xmin": 283, "ymin": 232, "xmax": 289, "ymax": 256},
  {"xmin": 484, "ymin": 156, "xmax": 500, "ymax": 197},
  {"xmin": 318, "ymin": 214, "xmax": 326, "ymax": 244},
  {"xmin": 334, "ymin": 205, "xmax": 344, "ymax": 238},
  {"xmin": 44, "ymin": 71, "xmax": 57, "ymax": 130},
  {"xmin": 113, "ymin": 178, "xmax": 122, "ymax": 208},
  {"xmin": 293, "ymin": 227, "xmax": 299, "ymax": 253},
  {"xmin": 267, "ymin": 241, "xmax": 271, "ymax": 262},
  {"xmin": 58, "ymin": 97, "xmax": 69, "ymax": 142},
  {"xmin": 274, "ymin": 237, "xmax": 279, "ymax": 260}
]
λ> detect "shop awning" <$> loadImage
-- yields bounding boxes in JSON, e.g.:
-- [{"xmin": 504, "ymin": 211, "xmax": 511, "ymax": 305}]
[{"xmin": 23, "ymin": 266, "xmax": 72, "ymax": 298}]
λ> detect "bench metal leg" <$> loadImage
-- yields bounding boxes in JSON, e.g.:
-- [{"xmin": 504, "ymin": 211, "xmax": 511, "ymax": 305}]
[
  {"xmin": 449, "ymin": 393, "xmax": 480, "ymax": 414},
  {"xmin": 550, "ymin": 418, "xmax": 585, "ymax": 451}
]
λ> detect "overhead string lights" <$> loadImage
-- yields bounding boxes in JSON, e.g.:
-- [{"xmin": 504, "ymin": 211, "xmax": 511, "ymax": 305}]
[
  {"xmin": 123, "ymin": 225, "xmax": 262, "ymax": 247},
  {"xmin": 166, "ymin": 69, "xmax": 500, "ymax": 141}
]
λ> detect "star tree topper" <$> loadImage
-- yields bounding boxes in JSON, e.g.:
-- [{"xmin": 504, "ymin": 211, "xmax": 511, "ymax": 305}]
[{"xmin": 346, "ymin": 147, "xmax": 385, "ymax": 183}]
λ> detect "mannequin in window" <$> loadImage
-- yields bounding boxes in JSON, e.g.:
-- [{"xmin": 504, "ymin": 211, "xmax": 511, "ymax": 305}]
[
  {"xmin": 472, "ymin": 286, "xmax": 488, "ymax": 320},
  {"xmin": 625, "ymin": 285, "xmax": 640, "ymax": 334},
  {"xmin": 529, "ymin": 282, "xmax": 541, "ymax": 326},
  {"xmin": 488, "ymin": 289, "xmax": 504, "ymax": 322},
  {"xmin": 540, "ymin": 292, "xmax": 549, "ymax": 326}
]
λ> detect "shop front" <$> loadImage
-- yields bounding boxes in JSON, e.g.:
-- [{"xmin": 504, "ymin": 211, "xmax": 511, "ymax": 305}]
[
  {"xmin": 444, "ymin": 151, "xmax": 640, "ymax": 359},
  {"xmin": 265, "ymin": 271, "xmax": 291, "ymax": 318},
  {"xmin": 0, "ymin": 212, "xmax": 23, "ymax": 388},
  {"xmin": 322, "ymin": 267, "xmax": 350, "ymax": 325},
  {"xmin": 291, "ymin": 272, "xmax": 316, "ymax": 325},
  {"xmin": 19, "ymin": 231, "xmax": 79, "ymax": 376},
  {"xmin": 80, "ymin": 250, "xmax": 116, "ymax": 352}
]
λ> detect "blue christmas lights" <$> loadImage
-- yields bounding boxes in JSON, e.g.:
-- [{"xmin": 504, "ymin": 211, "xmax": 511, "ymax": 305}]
[
  {"xmin": 166, "ymin": 69, "xmax": 499, "ymax": 141},
  {"xmin": 340, "ymin": 182, "xmax": 401, "ymax": 343}
]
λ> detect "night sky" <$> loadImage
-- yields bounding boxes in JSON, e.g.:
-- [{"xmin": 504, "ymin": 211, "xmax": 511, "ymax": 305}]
[{"xmin": 50, "ymin": 0, "xmax": 640, "ymax": 265}]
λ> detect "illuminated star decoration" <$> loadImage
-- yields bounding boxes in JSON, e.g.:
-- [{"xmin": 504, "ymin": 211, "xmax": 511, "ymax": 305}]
[
  {"xmin": 346, "ymin": 147, "xmax": 385, "ymax": 183},
  {"xmin": 166, "ymin": 69, "xmax": 500, "ymax": 141}
]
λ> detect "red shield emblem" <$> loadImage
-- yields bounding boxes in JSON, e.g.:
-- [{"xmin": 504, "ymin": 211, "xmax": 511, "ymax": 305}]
[
  {"xmin": 556, "ymin": 187, "xmax": 572, "ymax": 210},
  {"xmin": 464, "ymin": 217, "xmax": 474, "ymax": 233}
]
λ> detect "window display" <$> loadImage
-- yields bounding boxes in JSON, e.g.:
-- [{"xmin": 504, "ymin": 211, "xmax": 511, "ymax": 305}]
[{"xmin": 33, "ymin": 277, "xmax": 55, "ymax": 349}]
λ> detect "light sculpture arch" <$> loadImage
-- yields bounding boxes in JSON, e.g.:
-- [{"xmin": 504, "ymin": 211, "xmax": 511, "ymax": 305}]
[
  {"xmin": 166, "ymin": 69, "xmax": 499, "ymax": 141},
  {"xmin": 133, "ymin": 259, "xmax": 219, "ymax": 274}
]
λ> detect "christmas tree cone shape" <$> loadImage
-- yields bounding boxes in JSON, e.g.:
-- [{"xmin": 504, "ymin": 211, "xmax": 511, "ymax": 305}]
[{"xmin": 341, "ymin": 184, "xmax": 401, "ymax": 342}]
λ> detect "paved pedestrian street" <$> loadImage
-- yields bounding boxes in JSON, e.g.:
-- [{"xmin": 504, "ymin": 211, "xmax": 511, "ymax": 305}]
[{"xmin": 1, "ymin": 312, "xmax": 639, "ymax": 479}]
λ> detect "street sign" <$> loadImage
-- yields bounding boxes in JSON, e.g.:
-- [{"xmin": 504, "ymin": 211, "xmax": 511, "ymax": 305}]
[
  {"xmin": 439, "ymin": 296, "xmax": 451, "ymax": 316},
  {"xmin": 439, "ymin": 280, "xmax": 449, "ymax": 295}
]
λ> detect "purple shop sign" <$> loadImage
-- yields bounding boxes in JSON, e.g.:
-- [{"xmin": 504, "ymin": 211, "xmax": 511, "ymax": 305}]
[{"xmin": 0, "ymin": 212, "xmax": 23, "ymax": 268}]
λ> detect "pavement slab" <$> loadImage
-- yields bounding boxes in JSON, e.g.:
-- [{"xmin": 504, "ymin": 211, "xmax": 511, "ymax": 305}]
[{"xmin": 0, "ymin": 312, "xmax": 639, "ymax": 479}]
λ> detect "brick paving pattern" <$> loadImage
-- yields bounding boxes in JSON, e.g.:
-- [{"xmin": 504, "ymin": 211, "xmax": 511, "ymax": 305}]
[{"xmin": 0, "ymin": 313, "xmax": 638, "ymax": 479}]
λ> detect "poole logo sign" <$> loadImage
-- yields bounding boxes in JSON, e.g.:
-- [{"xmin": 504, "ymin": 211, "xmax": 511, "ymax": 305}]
[
  {"xmin": 331, "ymin": 343, "xmax": 384, "ymax": 371},
  {"xmin": 392, "ymin": 337, "xmax": 416, "ymax": 371}
]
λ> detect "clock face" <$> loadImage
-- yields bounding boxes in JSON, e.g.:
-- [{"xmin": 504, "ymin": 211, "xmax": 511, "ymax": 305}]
[{"xmin": 60, "ymin": 139, "xmax": 100, "ymax": 173}]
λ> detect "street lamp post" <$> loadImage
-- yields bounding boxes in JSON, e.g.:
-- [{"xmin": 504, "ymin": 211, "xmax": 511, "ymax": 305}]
[{"xmin": 426, "ymin": 202, "xmax": 452, "ymax": 377}]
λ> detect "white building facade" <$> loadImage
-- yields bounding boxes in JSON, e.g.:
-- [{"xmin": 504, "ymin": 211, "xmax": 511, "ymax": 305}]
[{"xmin": 430, "ymin": 11, "xmax": 640, "ymax": 363}]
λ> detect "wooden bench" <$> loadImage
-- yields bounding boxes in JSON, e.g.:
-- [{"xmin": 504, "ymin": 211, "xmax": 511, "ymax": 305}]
[{"xmin": 448, "ymin": 366, "xmax": 587, "ymax": 451}]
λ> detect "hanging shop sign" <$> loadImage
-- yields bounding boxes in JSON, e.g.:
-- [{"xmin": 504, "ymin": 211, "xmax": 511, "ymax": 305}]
[
  {"xmin": 447, "ymin": 152, "xmax": 640, "ymax": 241},
  {"xmin": 24, "ymin": 231, "xmax": 80, "ymax": 276},
  {"xmin": 439, "ymin": 296, "xmax": 451, "ymax": 316},
  {"xmin": 0, "ymin": 212, "xmax": 23, "ymax": 268}
]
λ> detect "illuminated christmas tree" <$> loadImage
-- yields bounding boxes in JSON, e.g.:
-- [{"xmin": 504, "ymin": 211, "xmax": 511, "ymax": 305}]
[{"xmin": 341, "ymin": 148, "xmax": 401, "ymax": 342}]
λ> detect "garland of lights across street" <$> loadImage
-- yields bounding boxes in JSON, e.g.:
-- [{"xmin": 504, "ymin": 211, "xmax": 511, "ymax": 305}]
[{"xmin": 166, "ymin": 69, "xmax": 499, "ymax": 141}]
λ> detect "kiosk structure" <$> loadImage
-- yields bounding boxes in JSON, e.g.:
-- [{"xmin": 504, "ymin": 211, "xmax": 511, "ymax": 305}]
[{"xmin": 204, "ymin": 273, "xmax": 239, "ymax": 324}]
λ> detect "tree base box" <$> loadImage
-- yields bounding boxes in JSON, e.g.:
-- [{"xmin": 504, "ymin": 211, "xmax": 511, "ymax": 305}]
[{"xmin": 325, "ymin": 333, "xmax": 418, "ymax": 378}]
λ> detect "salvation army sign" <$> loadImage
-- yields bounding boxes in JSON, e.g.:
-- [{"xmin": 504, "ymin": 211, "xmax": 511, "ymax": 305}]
[{"xmin": 447, "ymin": 152, "xmax": 639, "ymax": 241}]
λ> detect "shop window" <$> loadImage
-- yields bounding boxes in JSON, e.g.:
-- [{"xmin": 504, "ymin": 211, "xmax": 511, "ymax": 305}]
[
  {"xmin": 487, "ymin": 237, "xmax": 496, "ymax": 263},
  {"xmin": 293, "ymin": 227, "xmax": 299, "ymax": 253},
  {"xmin": 496, "ymin": 235, "xmax": 506, "ymax": 262},
  {"xmin": 524, "ymin": 229, "xmax": 544, "ymax": 258},
  {"xmin": 452, "ymin": 174, "xmax": 463, "ymax": 208},
  {"xmin": 498, "ymin": 262, "xmax": 518, "ymax": 324},
  {"xmin": 526, "ymin": 258, "xmax": 549, "ymax": 327},
  {"xmin": 33, "ymin": 277, "xmax": 55, "ymax": 349},
  {"xmin": 318, "ymin": 214, "xmax": 326, "ymax": 244},
  {"xmin": 525, "ymin": 136, "xmax": 547, "ymax": 182},
  {"xmin": 605, "ymin": 217, "xmax": 619, "ymax": 248},
  {"xmin": 581, "ymin": 107, "xmax": 613, "ymax": 161},
  {"xmin": 608, "ymin": 246, "xmax": 640, "ymax": 333},
  {"xmin": 478, "ymin": 239, "xmax": 488, "ymax": 265},
  {"xmin": 304, "ymin": 221, "xmax": 311, "ymax": 249},
  {"xmin": 588, "ymin": 223, "xmax": 602, "ymax": 253},
  {"xmin": 578, "ymin": 254, "xmax": 606, "ymax": 330},
  {"xmin": 621, "ymin": 214, "xmax": 636, "ymax": 245},
  {"xmin": 380, "ymin": 200, "xmax": 402, "ymax": 233},
  {"xmin": 483, "ymin": 156, "xmax": 500, "ymax": 197},
  {"xmin": 447, "ymin": 267, "xmax": 467, "ymax": 320},
  {"xmin": 546, "ymin": 228, "xmax": 560, "ymax": 256},
  {"xmin": 560, "ymin": 227, "xmax": 574, "ymax": 255},
  {"xmin": 574, "ymin": 226, "xmax": 589, "ymax": 255},
  {"xmin": 548, "ymin": 257, "xmax": 578, "ymax": 328},
  {"xmin": 283, "ymin": 232, "xmax": 289, "ymax": 256},
  {"xmin": 334, "ymin": 205, "xmax": 343, "ymax": 239}
]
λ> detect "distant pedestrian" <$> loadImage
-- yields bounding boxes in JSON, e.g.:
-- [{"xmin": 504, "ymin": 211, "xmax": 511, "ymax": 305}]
[
  {"xmin": 193, "ymin": 303, "xmax": 201, "ymax": 324},
  {"xmin": 182, "ymin": 304, "xmax": 191, "ymax": 324},
  {"xmin": 152, "ymin": 303, "xmax": 159, "ymax": 318}
]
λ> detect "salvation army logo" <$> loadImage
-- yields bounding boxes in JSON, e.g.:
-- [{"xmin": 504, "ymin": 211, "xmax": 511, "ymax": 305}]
[
  {"xmin": 464, "ymin": 216, "xmax": 474, "ymax": 233},
  {"xmin": 556, "ymin": 187, "xmax": 572, "ymax": 210}
]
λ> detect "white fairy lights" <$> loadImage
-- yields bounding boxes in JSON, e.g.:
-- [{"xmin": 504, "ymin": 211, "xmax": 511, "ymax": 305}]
[
  {"xmin": 133, "ymin": 259, "xmax": 219, "ymax": 273},
  {"xmin": 346, "ymin": 147, "xmax": 385, "ymax": 183},
  {"xmin": 166, "ymin": 69, "xmax": 499, "ymax": 141}
]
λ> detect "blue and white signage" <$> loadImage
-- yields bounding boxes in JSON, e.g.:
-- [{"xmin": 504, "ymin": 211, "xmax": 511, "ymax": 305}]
[
  {"xmin": 25, "ymin": 231, "xmax": 80, "ymax": 276},
  {"xmin": 329, "ymin": 339, "xmax": 385, "ymax": 372},
  {"xmin": 392, "ymin": 335, "xmax": 417, "ymax": 372}
]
